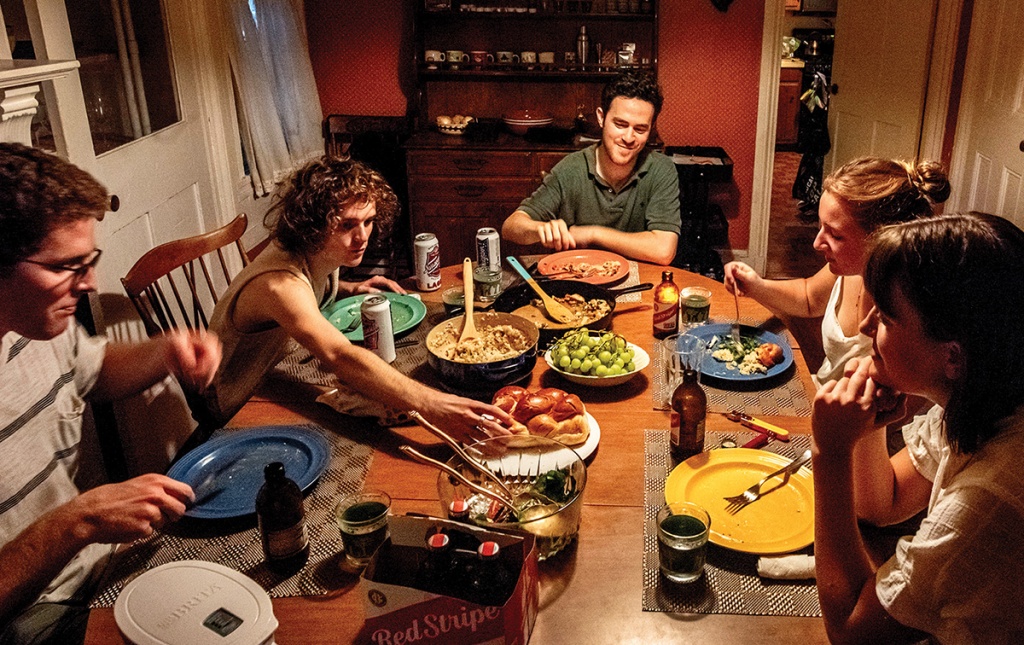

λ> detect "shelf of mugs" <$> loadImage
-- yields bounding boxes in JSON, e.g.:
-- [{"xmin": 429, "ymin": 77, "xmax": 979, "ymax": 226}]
[
  {"xmin": 419, "ymin": 63, "xmax": 655, "ymax": 79},
  {"xmin": 422, "ymin": 1, "xmax": 654, "ymax": 15}
]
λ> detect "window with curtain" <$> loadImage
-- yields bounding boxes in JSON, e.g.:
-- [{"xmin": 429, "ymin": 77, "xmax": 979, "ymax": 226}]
[
  {"xmin": 225, "ymin": 0, "xmax": 323, "ymax": 196},
  {"xmin": 66, "ymin": 0, "xmax": 179, "ymax": 154}
]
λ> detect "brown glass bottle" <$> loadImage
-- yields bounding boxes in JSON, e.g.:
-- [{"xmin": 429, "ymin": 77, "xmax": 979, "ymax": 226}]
[
  {"xmin": 653, "ymin": 270, "xmax": 680, "ymax": 339},
  {"xmin": 256, "ymin": 462, "xmax": 309, "ymax": 576},
  {"xmin": 670, "ymin": 367, "xmax": 707, "ymax": 462}
]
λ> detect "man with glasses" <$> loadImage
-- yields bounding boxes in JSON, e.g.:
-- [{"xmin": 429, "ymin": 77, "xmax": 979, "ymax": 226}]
[{"xmin": 0, "ymin": 143, "xmax": 221, "ymax": 644}]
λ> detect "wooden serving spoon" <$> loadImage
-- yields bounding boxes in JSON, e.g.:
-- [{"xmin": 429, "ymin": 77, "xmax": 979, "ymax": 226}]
[
  {"xmin": 458, "ymin": 257, "xmax": 479, "ymax": 344},
  {"xmin": 506, "ymin": 256, "xmax": 576, "ymax": 324}
]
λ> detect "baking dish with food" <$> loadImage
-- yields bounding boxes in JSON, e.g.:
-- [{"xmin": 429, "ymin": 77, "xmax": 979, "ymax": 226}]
[{"xmin": 425, "ymin": 311, "xmax": 540, "ymax": 391}]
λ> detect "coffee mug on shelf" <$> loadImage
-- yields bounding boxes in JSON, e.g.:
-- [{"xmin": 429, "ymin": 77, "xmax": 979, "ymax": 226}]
[
  {"xmin": 521, "ymin": 51, "xmax": 537, "ymax": 69},
  {"xmin": 470, "ymin": 50, "xmax": 494, "ymax": 67},
  {"xmin": 446, "ymin": 50, "xmax": 469, "ymax": 69},
  {"xmin": 539, "ymin": 51, "xmax": 555, "ymax": 66},
  {"xmin": 424, "ymin": 49, "xmax": 445, "ymax": 69},
  {"xmin": 496, "ymin": 51, "xmax": 520, "ymax": 65}
]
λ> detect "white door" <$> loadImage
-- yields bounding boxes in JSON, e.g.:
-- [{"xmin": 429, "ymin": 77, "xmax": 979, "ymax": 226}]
[
  {"xmin": 825, "ymin": 0, "xmax": 937, "ymax": 172},
  {"xmin": 23, "ymin": 0, "xmax": 232, "ymax": 473},
  {"xmin": 948, "ymin": 0, "xmax": 1024, "ymax": 226}
]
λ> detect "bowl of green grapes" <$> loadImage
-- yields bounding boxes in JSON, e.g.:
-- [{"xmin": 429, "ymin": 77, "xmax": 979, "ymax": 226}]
[{"xmin": 544, "ymin": 328, "xmax": 649, "ymax": 387}]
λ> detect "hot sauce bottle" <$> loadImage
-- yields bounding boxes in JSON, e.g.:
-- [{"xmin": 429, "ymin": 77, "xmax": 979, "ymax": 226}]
[{"xmin": 653, "ymin": 270, "xmax": 680, "ymax": 339}]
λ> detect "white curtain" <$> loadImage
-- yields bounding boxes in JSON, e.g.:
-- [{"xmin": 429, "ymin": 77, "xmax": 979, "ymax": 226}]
[{"xmin": 224, "ymin": 0, "xmax": 324, "ymax": 196}]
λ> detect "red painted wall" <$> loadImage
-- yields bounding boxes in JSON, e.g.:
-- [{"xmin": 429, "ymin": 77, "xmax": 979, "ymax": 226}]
[{"xmin": 306, "ymin": 0, "xmax": 764, "ymax": 249}]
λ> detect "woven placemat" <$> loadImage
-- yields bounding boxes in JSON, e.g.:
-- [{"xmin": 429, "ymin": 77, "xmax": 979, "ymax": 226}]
[
  {"xmin": 651, "ymin": 321, "xmax": 811, "ymax": 417},
  {"xmin": 274, "ymin": 301, "xmax": 446, "ymax": 388},
  {"xmin": 90, "ymin": 424, "xmax": 374, "ymax": 607},
  {"xmin": 616, "ymin": 261, "xmax": 643, "ymax": 302},
  {"xmin": 642, "ymin": 429, "xmax": 820, "ymax": 616}
]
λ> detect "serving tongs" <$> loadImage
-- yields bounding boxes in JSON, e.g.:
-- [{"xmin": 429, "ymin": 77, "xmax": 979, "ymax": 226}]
[
  {"xmin": 408, "ymin": 410, "xmax": 515, "ymax": 501},
  {"xmin": 399, "ymin": 445, "xmax": 520, "ymax": 522}
]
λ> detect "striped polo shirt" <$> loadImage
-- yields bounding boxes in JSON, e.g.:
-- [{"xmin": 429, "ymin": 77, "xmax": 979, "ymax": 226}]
[{"xmin": 0, "ymin": 323, "xmax": 110, "ymax": 605}]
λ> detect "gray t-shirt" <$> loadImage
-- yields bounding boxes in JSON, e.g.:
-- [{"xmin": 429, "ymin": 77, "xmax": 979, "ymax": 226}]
[{"xmin": 518, "ymin": 144, "xmax": 681, "ymax": 235}]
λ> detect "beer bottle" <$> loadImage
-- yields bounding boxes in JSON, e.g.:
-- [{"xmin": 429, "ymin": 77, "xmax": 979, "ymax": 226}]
[
  {"xmin": 469, "ymin": 541, "xmax": 514, "ymax": 606},
  {"xmin": 256, "ymin": 462, "xmax": 309, "ymax": 576},
  {"xmin": 448, "ymin": 498, "xmax": 471, "ymax": 523},
  {"xmin": 417, "ymin": 531, "xmax": 456, "ymax": 596},
  {"xmin": 670, "ymin": 366, "xmax": 707, "ymax": 462},
  {"xmin": 653, "ymin": 270, "xmax": 680, "ymax": 339}
]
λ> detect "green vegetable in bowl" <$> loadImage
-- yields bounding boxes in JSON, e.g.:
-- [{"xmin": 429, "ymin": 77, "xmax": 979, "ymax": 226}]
[
  {"xmin": 531, "ymin": 468, "xmax": 576, "ymax": 504},
  {"xmin": 549, "ymin": 328, "xmax": 636, "ymax": 377}
]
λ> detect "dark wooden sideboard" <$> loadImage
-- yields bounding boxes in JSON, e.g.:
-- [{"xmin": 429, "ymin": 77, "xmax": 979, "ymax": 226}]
[{"xmin": 404, "ymin": 130, "xmax": 580, "ymax": 266}]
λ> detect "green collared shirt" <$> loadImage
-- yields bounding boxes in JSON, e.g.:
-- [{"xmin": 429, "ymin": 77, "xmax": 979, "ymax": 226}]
[{"xmin": 518, "ymin": 144, "xmax": 681, "ymax": 235}]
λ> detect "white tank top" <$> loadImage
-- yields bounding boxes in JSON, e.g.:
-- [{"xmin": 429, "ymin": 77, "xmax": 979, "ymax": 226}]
[{"xmin": 815, "ymin": 276, "xmax": 872, "ymax": 387}]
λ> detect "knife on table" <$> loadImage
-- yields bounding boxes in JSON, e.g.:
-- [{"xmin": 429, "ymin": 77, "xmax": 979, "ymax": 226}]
[{"xmin": 726, "ymin": 410, "xmax": 791, "ymax": 442}]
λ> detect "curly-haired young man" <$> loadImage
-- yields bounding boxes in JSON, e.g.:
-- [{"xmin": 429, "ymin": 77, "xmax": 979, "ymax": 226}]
[
  {"xmin": 206, "ymin": 156, "xmax": 512, "ymax": 441},
  {"xmin": 501, "ymin": 70, "xmax": 681, "ymax": 264}
]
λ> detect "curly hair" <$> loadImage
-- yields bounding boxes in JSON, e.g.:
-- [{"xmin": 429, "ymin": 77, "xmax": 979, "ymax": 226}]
[
  {"xmin": 865, "ymin": 212, "xmax": 1024, "ymax": 454},
  {"xmin": 601, "ymin": 70, "xmax": 664, "ymax": 120},
  {"xmin": 822, "ymin": 157, "xmax": 950, "ymax": 231},
  {"xmin": 0, "ymin": 143, "xmax": 108, "ymax": 269},
  {"xmin": 264, "ymin": 156, "xmax": 399, "ymax": 256}
]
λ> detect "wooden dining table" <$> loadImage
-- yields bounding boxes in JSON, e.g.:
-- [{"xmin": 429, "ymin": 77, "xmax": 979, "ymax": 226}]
[{"xmin": 85, "ymin": 260, "xmax": 830, "ymax": 644}]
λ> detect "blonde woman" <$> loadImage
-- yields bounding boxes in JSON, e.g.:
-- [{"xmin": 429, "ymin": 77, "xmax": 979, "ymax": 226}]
[{"xmin": 724, "ymin": 157, "xmax": 950, "ymax": 385}]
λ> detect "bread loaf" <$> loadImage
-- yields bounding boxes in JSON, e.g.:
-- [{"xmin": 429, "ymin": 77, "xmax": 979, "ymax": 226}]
[{"xmin": 492, "ymin": 386, "xmax": 590, "ymax": 446}]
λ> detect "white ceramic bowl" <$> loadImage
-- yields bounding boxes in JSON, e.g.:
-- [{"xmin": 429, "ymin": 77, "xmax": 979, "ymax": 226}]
[{"xmin": 544, "ymin": 342, "xmax": 649, "ymax": 387}]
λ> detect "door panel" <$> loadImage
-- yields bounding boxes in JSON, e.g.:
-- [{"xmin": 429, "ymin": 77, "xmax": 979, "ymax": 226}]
[
  {"xmin": 951, "ymin": 0, "xmax": 1024, "ymax": 228},
  {"xmin": 827, "ymin": 0, "xmax": 936, "ymax": 171}
]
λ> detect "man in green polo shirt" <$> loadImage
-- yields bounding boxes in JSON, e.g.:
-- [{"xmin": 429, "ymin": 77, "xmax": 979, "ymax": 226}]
[{"xmin": 501, "ymin": 71, "xmax": 680, "ymax": 265}]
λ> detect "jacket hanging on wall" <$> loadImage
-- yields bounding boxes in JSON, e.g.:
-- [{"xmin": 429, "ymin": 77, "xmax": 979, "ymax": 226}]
[{"xmin": 793, "ymin": 72, "xmax": 831, "ymax": 219}]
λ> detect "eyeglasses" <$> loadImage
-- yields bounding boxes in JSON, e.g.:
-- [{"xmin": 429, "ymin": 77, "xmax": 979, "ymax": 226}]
[{"xmin": 20, "ymin": 248, "xmax": 103, "ymax": 280}]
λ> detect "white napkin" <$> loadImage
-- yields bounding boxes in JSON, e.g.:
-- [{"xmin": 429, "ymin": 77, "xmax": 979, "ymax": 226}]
[
  {"xmin": 757, "ymin": 554, "xmax": 816, "ymax": 580},
  {"xmin": 316, "ymin": 385, "xmax": 410, "ymax": 427}
]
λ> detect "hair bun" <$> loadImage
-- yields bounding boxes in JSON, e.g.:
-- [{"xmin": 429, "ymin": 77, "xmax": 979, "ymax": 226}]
[{"xmin": 911, "ymin": 160, "xmax": 951, "ymax": 204}]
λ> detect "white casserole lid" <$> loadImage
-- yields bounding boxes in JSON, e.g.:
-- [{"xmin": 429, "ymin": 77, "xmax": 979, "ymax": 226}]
[{"xmin": 113, "ymin": 560, "xmax": 278, "ymax": 645}]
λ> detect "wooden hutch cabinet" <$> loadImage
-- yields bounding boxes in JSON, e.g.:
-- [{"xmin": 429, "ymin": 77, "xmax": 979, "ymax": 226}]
[{"xmin": 405, "ymin": 0, "xmax": 659, "ymax": 267}]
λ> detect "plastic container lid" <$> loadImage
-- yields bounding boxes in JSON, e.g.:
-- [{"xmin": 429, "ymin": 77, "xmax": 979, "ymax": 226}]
[{"xmin": 114, "ymin": 560, "xmax": 278, "ymax": 645}]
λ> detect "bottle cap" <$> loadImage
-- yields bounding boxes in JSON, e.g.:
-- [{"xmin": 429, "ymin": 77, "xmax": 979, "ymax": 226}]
[
  {"xmin": 478, "ymin": 541, "xmax": 501, "ymax": 559},
  {"xmin": 264, "ymin": 462, "xmax": 285, "ymax": 479},
  {"xmin": 449, "ymin": 499, "xmax": 470, "ymax": 515},
  {"xmin": 427, "ymin": 532, "xmax": 450, "ymax": 550}
]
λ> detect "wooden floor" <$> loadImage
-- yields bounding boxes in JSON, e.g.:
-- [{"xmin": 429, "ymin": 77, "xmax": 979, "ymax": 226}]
[{"xmin": 765, "ymin": 151, "xmax": 823, "ymax": 279}]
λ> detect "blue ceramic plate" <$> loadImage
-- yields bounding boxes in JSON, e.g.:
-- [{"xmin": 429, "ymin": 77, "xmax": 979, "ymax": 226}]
[
  {"xmin": 684, "ymin": 324, "xmax": 794, "ymax": 382},
  {"xmin": 321, "ymin": 293, "xmax": 427, "ymax": 342},
  {"xmin": 167, "ymin": 426, "xmax": 331, "ymax": 519}
]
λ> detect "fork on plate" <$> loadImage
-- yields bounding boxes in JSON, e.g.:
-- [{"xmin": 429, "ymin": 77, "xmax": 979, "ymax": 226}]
[{"xmin": 723, "ymin": 449, "xmax": 812, "ymax": 514}]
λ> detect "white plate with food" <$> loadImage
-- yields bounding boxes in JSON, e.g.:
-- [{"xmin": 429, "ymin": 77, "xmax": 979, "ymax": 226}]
[{"xmin": 475, "ymin": 413, "xmax": 600, "ymax": 470}]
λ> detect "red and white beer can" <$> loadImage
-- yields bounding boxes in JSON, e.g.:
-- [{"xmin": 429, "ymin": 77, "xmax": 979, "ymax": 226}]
[
  {"xmin": 475, "ymin": 227, "xmax": 501, "ymax": 272},
  {"xmin": 360, "ymin": 295, "xmax": 396, "ymax": 363},
  {"xmin": 414, "ymin": 233, "xmax": 442, "ymax": 291}
]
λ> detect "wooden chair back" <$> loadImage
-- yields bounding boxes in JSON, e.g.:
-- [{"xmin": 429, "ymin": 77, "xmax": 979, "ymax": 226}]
[{"xmin": 121, "ymin": 214, "xmax": 250, "ymax": 337}]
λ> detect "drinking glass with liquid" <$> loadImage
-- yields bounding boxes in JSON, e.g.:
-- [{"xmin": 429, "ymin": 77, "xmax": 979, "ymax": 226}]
[
  {"xmin": 335, "ymin": 490, "xmax": 391, "ymax": 568},
  {"xmin": 657, "ymin": 501, "xmax": 710, "ymax": 584}
]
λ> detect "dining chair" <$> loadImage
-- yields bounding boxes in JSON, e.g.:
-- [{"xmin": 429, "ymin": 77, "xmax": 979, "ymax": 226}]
[
  {"xmin": 121, "ymin": 213, "xmax": 250, "ymax": 457},
  {"xmin": 121, "ymin": 214, "xmax": 249, "ymax": 337}
]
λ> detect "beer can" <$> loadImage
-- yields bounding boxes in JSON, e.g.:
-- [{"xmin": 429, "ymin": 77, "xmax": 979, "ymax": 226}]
[
  {"xmin": 360, "ymin": 295, "xmax": 396, "ymax": 363},
  {"xmin": 414, "ymin": 233, "xmax": 442, "ymax": 291},
  {"xmin": 475, "ymin": 227, "xmax": 501, "ymax": 272}
]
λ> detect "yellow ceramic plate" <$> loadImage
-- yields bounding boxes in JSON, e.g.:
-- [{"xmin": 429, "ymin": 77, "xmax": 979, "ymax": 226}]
[{"xmin": 664, "ymin": 448, "xmax": 814, "ymax": 554}]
